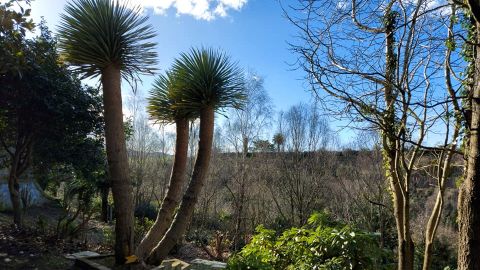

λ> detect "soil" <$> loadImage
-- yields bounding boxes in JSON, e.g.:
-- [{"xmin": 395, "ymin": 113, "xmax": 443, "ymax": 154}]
[
  {"xmin": 0, "ymin": 202, "xmax": 219, "ymax": 269},
  {"xmin": 0, "ymin": 202, "xmax": 113, "ymax": 270}
]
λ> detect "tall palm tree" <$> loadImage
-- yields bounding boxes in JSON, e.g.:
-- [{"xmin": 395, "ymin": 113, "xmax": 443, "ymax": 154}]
[
  {"xmin": 146, "ymin": 48, "xmax": 245, "ymax": 264},
  {"xmin": 135, "ymin": 71, "xmax": 197, "ymax": 260},
  {"xmin": 57, "ymin": 0, "xmax": 157, "ymax": 264}
]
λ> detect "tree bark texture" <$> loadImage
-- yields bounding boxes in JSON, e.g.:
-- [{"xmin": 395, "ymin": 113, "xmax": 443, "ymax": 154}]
[
  {"xmin": 383, "ymin": 10, "xmax": 414, "ymax": 270},
  {"xmin": 135, "ymin": 118, "xmax": 190, "ymax": 260},
  {"xmin": 458, "ymin": 20, "xmax": 480, "ymax": 270},
  {"xmin": 101, "ymin": 65, "xmax": 134, "ymax": 265},
  {"xmin": 146, "ymin": 107, "xmax": 215, "ymax": 265}
]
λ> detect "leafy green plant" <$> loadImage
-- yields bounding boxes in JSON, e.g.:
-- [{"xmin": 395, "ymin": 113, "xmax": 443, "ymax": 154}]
[
  {"xmin": 134, "ymin": 217, "xmax": 154, "ymax": 245},
  {"xmin": 102, "ymin": 226, "xmax": 115, "ymax": 246},
  {"xmin": 227, "ymin": 212, "xmax": 393, "ymax": 270},
  {"xmin": 55, "ymin": 177, "xmax": 98, "ymax": 239}
]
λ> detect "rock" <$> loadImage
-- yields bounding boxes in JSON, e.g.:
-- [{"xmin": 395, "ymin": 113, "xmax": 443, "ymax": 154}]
[
  {"xmin": 4, "ymin": 258, "xmax": 12, "ymax": 263},
  {"xmin": 0, "ymin": 253, "xmax": 7, "ymax": 257},
  {"xmin": 190, "ymin": 259, "xmax": 226, "ymax": 269},
  {"xmin": 157, "ymin": 259, "xmax": 191, "ymax": 270},
  {"xmin": 64, "ymin": 251, "xmax": 100, "ymax": 260}
]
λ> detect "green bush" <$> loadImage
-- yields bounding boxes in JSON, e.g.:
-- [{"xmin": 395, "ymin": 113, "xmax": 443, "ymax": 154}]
[
  {"xmin": 134, "ymin": 217, "xmax": 154, "ymax": 244},
  {"xmin": 227, "ymin": 212, "xmax": 393, "ymax": 270}
]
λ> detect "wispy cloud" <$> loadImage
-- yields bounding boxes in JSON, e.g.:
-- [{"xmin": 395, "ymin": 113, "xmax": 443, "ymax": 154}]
[{"xmin": 122, "ymin": 0, "xmax": 248, "ymax": 21}]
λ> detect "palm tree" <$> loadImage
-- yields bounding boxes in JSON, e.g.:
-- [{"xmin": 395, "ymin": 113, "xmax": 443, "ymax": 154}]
[
  {"xmin": 57, "ymin": 0, "xmax": 157, "ymax": 264},
  {"xmin": 146, "ymin": 48, "xmax": 245, "ymax": 264},
  {"xmin": 135, "ymin": 71, "xmax": 197, "ymax": 260},
  {"xmin": 273, "ymin": 132, "xmax": 285, "ymax": 152}
]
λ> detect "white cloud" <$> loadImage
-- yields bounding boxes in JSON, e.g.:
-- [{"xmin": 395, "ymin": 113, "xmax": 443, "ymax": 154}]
[
  {"xmin": 336, "ymin": 1, "xmax": 347, "ymax": 10},
  {"xmin": 122, "ymin": 0, "xmax": 248, "ymax": 21},
  {"xmin": 219, "ymin": 0, "xmax": 247, "ymax": 10},
  {"xmin": 403, "ymin": 0, "xmax": 451, "ymax": 16},
  {"xmin": 214, "ymin": 4, "xmax": 228, "ymax": 18}
]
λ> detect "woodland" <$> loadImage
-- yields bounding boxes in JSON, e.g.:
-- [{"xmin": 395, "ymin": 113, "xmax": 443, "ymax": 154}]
[{"xmin": 1, "ymin": 0, "xmax": 480, "ymax": 269}]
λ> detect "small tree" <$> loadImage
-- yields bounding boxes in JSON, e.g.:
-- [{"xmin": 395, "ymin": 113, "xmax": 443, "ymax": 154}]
[
  {"xmin": 285, "ymin": 1, "xmax": 463, "ymax": 268},
  {"xmin": 57, "ymin": 0, "xmax": 157, "ymax": 263},
  {"xmin": 0, "ymin": 23, "xmax": 102, "ymax": 226},
  {"xmin": 147, "ymin": 48, "xmax": 245, "ymax": 264},
  {"xmin": 136, "ymin": 71, "xmax": 198, "ymax": 260}
]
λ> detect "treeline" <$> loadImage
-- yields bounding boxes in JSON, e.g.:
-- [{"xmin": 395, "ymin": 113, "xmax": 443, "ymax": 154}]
[
  {"xmin": 3, "ymin": 0, "xmax": 480, "ymax": 269},
  {"xmin": 127, "ymin": 80, "xmax": 459, "ymax": 268}
]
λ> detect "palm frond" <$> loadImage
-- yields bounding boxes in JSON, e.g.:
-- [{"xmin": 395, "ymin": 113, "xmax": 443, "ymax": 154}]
[
  {"xmin": 147, "ymin": 71, "xmax": 199, "ymax": 123},
  {"xmin": 57, "ymin": 0, "xmax": 157, "ymax": 81},
  {"xmin": 171, "ymin": 47, "xmax": 246, "ymax": 112}
]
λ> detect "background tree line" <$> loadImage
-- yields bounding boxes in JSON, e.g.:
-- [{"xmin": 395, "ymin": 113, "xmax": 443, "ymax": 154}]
[{"xmin": 2, "ymin": 0, "xmax": 480, "ymax": 269}]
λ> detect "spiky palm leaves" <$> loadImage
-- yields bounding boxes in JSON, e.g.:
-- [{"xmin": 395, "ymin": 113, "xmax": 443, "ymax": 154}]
[
  {"xmin": 58, "ymin": 0, "xmax": 157, "ymax": 264},
  {"xmin": 171, "ymin": 47, "xmax": 245, "ymax": 112},
  {"xmin": 147, "ymin": 72, "xmax": 199, "ymax": 123},
  {"xmin": 146, "ymin": 48, "xmax": 245, "ymax": 264},
  {"xmin": 57, "ymin": 0, "xmax": 157, "ymax": 80}
]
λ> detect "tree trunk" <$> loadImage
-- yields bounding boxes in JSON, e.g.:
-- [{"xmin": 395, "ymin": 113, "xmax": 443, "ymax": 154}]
[
  {"xmin": 424, "ymin": 146, "xmax": 458, "ymax": 270},
  {"xmin": 146, "ymin": 107, "xmax": 215, "ymax": 265},
  {"xmin": 383, "ymin": 9, "xmax": 414, "ymax": 270},
  {"xmin": 101, "ymin": 185, "xmax": 109, "ymax": 223},
  {"xmin": 8, "ymin": 165, "xmax": 22, "ymax": 226},
  {"xmin": 135, "ymin": 118, "xmax": 189, "ymax": 260},
  {"xmin": 423, "ymin": 177, "xmax": 445, "ymax": 270},
  {"xmin": 242, "ymin": 137, "xmax": 248, "ymax": 155},
  {"xmin": 101, "ymin": 65, "xmax": 134, "ymax": 265},
  {"xmin": 233, "ymin": 171, "xmax": 246, "ymax": 250},
  {"xmin": 7, "ymin": 137, "xmax": 31, "ymax": 227},
  {"xmin": 458, "ymin": 20, "xmax": 480, "ymax": 270},
  {"xmin": 468, "ymin": 0, "xmax": 480, "ymax": 26}
]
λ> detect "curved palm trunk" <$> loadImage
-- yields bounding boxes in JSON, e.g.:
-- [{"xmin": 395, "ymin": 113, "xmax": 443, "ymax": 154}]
[
  {"xmin": 146, "ymin": 107, "xmax": 214, "ymax": 265},
  {"xmin": 135, "ymin": 118, "xmax": 189, "ymax": 260},
  {"xmin": 101, "ymin": 65, "xmax": 134, "ymax": 264}
]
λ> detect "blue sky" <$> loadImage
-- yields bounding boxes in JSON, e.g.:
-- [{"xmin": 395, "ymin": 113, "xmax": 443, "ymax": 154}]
[
  {"xmin": 21, "ymin": 0, "xmax": 458, "ymax": 148},
  {"xmin": 30, "ymin": 0, "xmax": 314, "ymax": 113},
  {"xmin": 26, "ymin": 0, "xmax": 360, "ymax": 146}
]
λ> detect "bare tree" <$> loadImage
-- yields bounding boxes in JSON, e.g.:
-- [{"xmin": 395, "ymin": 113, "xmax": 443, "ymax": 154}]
[
  {"xmin": 222, "ymin": 71, "xmax": 273, "ymax": 249},
  {"xmin": 285, "ymin": 1, "xmax": 462, "ymax": 268},
  {"xmin": 224, "ymin": 71, "xmax": 273, "ymax": 154},
  {"xmin": 284, "ymin": 102, "xmax": 331, "ymax": 152},
  {"xmin": 267, "ymin": 102, "xmax": 333, "ymax": 225},
  {"xmin": 126, "ymin": 94, "xmax": 172, "ymax": 208}
]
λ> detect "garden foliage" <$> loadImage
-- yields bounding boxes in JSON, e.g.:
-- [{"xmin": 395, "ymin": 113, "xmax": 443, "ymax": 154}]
[{"xmin": 227, "ymin": 212, "xmax": 393, "ymax": 270}]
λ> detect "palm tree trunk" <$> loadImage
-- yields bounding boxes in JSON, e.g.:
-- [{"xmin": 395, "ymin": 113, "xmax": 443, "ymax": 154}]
[
  {"xmin": 101, "ymin": 65, "xmax": 134, "ymax": 264},
  {"xmin": 146, "ymin": 107, "xmax": 215, "ymax": 265},
  {"xmin": 136, "ymin": 117, "xmax": 189, "ymax": 260},
  {"xmin": 458, "ymin": 20, "xmax": 480, "ymax": 270}
]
